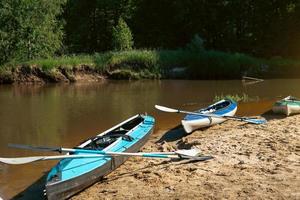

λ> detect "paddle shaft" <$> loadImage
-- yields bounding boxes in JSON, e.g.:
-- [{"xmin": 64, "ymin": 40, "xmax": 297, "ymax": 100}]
[
  {"xmin": 0, "ymin": 152, "xmax": 213, "ymax": 164},
  {"xmin": 168, "ymin": 108, "xmax": 259, "ymax": 121},
  {"xmin": 24, "ymin": 147, "xmax": 176, "ymax": 157},
  {"xmin": 176, "ymin": 110, "xmax": 238, "ymax": 120},
  {"xmin": 0, "ymin": 154, "xmax": 181, "ymax": 165},
  {"xmin": 3, "ymin": 144, "xmax": 213, "ymax": 164},
  {"xmin": 155, "ymin": 105, "xmax": 266, "ymax": 124},
  {"xmin": 179, "ymin": 110, "xmax": 265, "ymax": 124},
  {"xmin": 59, "ymin": 148, "xmax": 203, "ymax": 157},
  {"xmin": 8, "ymin": 144, "xmax": 178, "ymax": 156}
]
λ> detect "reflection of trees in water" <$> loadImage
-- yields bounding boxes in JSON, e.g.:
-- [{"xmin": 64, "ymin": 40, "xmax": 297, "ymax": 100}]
[
  {"xmin": 0, "ymin": 85, "xmax": 67, "ymax": 148},
  {"xmin": 106, "ymin": 80, "xmax": 162, "ymax": 118},
  {"xmin": 0, "ymin": 81, "xmax": 163, "ymax": 150}
]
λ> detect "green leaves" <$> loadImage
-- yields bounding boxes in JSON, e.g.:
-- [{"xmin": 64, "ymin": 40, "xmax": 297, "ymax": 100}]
[
  {"xmin": 112, "ymin": 18, "xmax": 134, "ymax": 51},
  {"xmin": 0, "ymin": 0, "xmax": 66, "ymax": 65}
]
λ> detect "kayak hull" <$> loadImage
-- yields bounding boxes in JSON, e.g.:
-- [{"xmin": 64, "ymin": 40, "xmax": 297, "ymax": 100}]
[
  {"xmin": 46, "ymin": 134, "xmax": 151, "ymax": 200},
  {"xmin": 272, "ymin": 96, "xmax": 300, "ymax": 116},
  {"xmin": 181, "ymin": 99, "xmax": 237, "ymax": 133},
  {"xmin": 45, "ymin": 115, "xmax": 155, "ymax": 200}
]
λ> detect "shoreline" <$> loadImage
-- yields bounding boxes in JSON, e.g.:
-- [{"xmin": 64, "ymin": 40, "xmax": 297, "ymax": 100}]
[
  {"xmin": 0, "ymin": 65, "xmax": 105, "ymax": 84},
  {"xmin": 71, "ymin": 114, "xmax": 299, "ymax": 200},
  {"xmin": 0, "ymin": 65, "xmax": 163, "ymax": 84},
  {"xmin": 1, "ymin": 64, "xmax": 300, "ymax": 85},
  {"xmin": 1, "ymin": 50, "xmax": 300, "ymax": 84}
]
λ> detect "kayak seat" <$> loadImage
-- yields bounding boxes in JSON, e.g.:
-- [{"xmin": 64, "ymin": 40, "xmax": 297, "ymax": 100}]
[{"xmin": 81, "ymin": 134, "xmax": 134, "ymax": 150}]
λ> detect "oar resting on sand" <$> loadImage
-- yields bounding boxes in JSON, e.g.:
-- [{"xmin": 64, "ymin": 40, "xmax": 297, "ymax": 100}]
[{"xmin": 0, "ymin": 144, "xmax": 213, "ymax": 165}]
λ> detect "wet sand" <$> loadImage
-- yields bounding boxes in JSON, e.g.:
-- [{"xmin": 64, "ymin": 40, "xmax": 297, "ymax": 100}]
[{"xmin": 72, "ymin": 114, "xmax": 300, "ymax": 200}]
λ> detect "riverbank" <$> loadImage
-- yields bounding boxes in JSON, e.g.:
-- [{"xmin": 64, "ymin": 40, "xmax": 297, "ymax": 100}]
[
  {"xmin": 72, "ymin": 113, "xmax": 300, "ymax": 200},
  {"xmin": 1, "ymin": 50, "xmax": 300, "ymax": 84}
]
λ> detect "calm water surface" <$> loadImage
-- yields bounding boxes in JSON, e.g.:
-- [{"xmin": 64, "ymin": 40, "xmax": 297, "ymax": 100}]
[{"xmin": 0, "ymin": 79, "xmax": 299, "ymax": 199}]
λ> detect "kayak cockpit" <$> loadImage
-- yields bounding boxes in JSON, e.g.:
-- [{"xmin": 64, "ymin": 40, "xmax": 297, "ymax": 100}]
[
  {"xmin": 201, "ymin": 99, "xmax": 231, "ymax": 113},
  {"xmin": 184, "ymin": 99, "xmax": 235, "ymax": 121},
  {"xmin": 78, "ymin": 115, "xmax": 144, "ymax": 150},
  {"xmin": 77, "ymin": 133, "xmax": 133, "ymax": 151}
]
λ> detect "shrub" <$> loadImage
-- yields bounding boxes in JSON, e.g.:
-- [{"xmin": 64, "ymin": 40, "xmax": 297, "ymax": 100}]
[
  {"xmin": 112, "ymin": 18, "xmax": 134, "ymax": 51},
  {"xmin": 186, "ymin": 34, "xmax": 205, "ymax": 52},
  {"xmin": 214, "ymin": 93, "xmax": 259, "ymax": 102}
]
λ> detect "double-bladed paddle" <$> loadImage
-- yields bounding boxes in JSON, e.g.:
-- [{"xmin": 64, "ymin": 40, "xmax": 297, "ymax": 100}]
[
  {"xmin": 0, "ymin": 144, "xmax": 213, "ymax": 164},
  {"xmin": 155, "ymin": 105, "xmax": 267, "ymax": 124},
  {"xmin": 8, "ymin": 143, "xmax": 197, "ymax": 156}
]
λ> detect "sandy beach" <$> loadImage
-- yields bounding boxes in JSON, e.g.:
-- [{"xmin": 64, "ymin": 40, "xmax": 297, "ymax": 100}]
[{"xmin": 71, "ymin": 113, "xmax": 300, "ymax": 200}]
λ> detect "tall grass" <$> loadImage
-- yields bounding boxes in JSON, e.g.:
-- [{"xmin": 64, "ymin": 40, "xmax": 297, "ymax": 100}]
[
  {"xmin": 94, "ymin": 50, "xmax": 160, "ymax": 72},
  {"xmin": 214, "ymin": 93, "xmax": 259, "ymax": 102},
  {"xmin": 1, "ymin": 49, "xmax": 300, "ymax": 79},
  {"xmin": 26, "ymin": 55, "xmax": 94, "ymax": 71}
]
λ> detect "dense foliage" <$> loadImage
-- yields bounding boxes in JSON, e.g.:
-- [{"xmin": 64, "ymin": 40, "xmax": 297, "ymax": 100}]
[
  {"xmin": 64, "ymin": 0, "xmax": 300, "ymax": 58},
  {"xmin": 0, "ymin": 0, "xmax": 299, "ymax": 66},
  {"xmin": 0, "ymin": 0, "xmax": 66, "ymax": 64}
]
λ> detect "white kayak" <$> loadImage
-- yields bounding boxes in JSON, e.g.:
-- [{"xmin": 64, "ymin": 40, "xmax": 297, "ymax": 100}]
[{"xmin": 181, "ymin": 99, "xmax": 237, "ymax": 133}]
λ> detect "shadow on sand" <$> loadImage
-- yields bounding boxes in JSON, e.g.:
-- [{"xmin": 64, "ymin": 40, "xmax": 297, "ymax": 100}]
[
  {"xmin": 155, "ymin": 124, "xmax": 212, "ymax": 145},
  {"xmin": 12, "ymin": 174, "xmax": 47, "ymax": 200},
  {"xmin": 261, "ymin": 110, "xmax": 286, "ymax": 121},
  {"xmin": 155, "ymin": 125, "xmax": 188, "ymax": 144}
]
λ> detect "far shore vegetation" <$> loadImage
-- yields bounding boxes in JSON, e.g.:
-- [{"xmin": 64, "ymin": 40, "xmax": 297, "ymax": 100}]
[
  {"xmin": 0, "ymin": 1, "xmax": 299, "ymax": 82},
  {"xmin": 214, "ymin": 93, "xmax": 259, "ymax": 102},
  {"xmin": 2, "ymin": 48, "xmax": 300, "ymax": 81}
]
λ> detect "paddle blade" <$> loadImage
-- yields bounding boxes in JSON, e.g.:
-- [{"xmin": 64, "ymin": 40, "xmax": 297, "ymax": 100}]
[
  {"xmin": 0, "ymin": 156, "xmax": 44, "ymax": 165},
  {"xmin": 155, "ymin": 105, "xmax": 179, "ymax": 113},
  {"xmin": 175, "ymin": 149, "xmax": 201, "ymax": 157},
  {"xmin": 174, "ymin": 149, "xmax": 213, "ymax": 161},
  {"xmin": 244, "ymin": 118, "xmax": 267, "ymax": 124},
  {"xmin": 0, "ymin": 154, "xmax": 108, "ymax": 165},
  {"xmin": 8, "ymin": 143, "xmax": 61, "ymax": 152}
]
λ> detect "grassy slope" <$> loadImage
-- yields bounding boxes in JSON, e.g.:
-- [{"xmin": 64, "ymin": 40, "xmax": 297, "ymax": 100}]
[{"xmin": 1, "ymin": 49, "xmax": 300, "ymax": 81}]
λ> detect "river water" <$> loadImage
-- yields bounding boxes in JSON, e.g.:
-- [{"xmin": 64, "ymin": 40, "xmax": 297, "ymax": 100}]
[{"xmin": 0, "ymin": 79, "xmax": 299, "ymax": 199}]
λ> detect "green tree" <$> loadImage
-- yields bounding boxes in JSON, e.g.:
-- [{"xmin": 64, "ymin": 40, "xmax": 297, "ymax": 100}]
[
  {"xmin": 0, "ymin": 0, "xmax": 66, "ymax": 64},
  {"xmin": 63, "ymin": 0, "xmax": 136, "ymax": 53},
  {"xmin": 112, "ymin": 18, "xmax": 134, "ymax": 51},
  {"xmin": 186, "ymin": 34, "xmax": 205, "ymax": 52},
  {"xmin": 59, "ymin": 0, "xmax": 300, "ymax": 58}
]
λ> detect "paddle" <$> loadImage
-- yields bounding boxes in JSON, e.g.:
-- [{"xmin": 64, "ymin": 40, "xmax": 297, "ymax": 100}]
[
  {"xmin": 9, "ymin": 143, "xmax": 199, "ymax": 156},
  {"xmin": 0, "ymin": 154, "xmax": 108, "ymax": 165},
  {"xmin": 155, "ymin": 105, "xmax": 267, "ymax": 124},
  {"xmin": 0, "ymin": 149, "xmax": 213, "ymax": 165}
]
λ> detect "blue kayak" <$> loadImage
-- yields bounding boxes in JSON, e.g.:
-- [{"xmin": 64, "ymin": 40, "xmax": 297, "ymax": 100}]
[
  {"xmin": 45, "ymin": 114, "xmax": 155, "ymax": 200},
  {"xmin": 181, "ymin": 99, "xmax": 237, "ymax": 133}
]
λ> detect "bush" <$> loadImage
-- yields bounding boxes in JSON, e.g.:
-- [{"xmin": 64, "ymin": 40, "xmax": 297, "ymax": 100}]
[
  {"xmin": 112, "ymin": 18, "xmax": 134, "ymax": 51},
  {"xmin": 214, "ymin": 93, "xmax": 259, "ymax": 102},
  {"xmin": 0, "ymin": 0, "xmax": 66, "ymax": 64},
  {"xmin": 186, "ymin": 34, "xmax": 205, "ymax": 52}
]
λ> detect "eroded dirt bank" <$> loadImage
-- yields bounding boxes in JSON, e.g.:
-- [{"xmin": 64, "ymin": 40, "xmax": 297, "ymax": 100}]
[
  {"xmin": 0, "ymin": 64, "xmax": 161, "ymax": 84},
  {"xmin": 0, "ymin": 65, "xmax": 105, "ymax": 84},
  {"xmin": 72, "ymin": 114, "xmax": 300, "ymax": 200}
]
